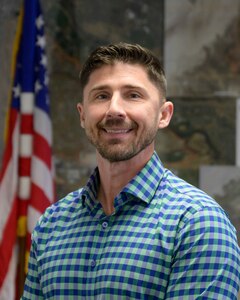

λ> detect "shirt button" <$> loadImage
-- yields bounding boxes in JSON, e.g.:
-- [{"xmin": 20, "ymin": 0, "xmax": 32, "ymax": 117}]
[
  {"xmin": 102, "ymin": 221, "xmax": 108, "ymax": 229},
  {"xmin": 90, "ymin": 260, "xmax": 96, "ymax": 267}
]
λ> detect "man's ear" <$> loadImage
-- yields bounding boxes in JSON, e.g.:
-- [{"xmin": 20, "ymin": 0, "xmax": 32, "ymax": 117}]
[
  {"xmin": 158, "ymin": 101, "xmax": 174, "ymax": 129},
  {"xmin": 77, "ymin": 103, "xmax": 85, "ymax": 128}
]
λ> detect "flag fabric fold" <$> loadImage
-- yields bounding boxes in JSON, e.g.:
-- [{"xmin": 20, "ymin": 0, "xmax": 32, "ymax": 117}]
[{"xmin": 0, "ymin": 0, "xmax": 55, "ymax": 299}]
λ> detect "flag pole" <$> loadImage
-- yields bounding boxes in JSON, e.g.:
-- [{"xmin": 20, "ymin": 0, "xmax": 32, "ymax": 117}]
[{"xmin": 16, "ymin": 236, "xmax": 27, "ymax": 299}]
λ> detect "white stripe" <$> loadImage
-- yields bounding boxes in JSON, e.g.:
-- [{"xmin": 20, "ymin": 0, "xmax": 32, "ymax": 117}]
[
  {"xmin": 0, "ymin": 245, "xmax": 18, "ymax": 300},
  {"xmin": 27, "ymin": 205, "xmax": 42, "ymax": 234},
  {"xmin": 31, "ymin": 155, "xmax": 54, "ymax": 203},
  {"xmin": 18, "ymin": 176, "xmax": 31, "ymax": 200},
  {"xmin": 34, "ymin": 107, "xmax": 52, "ymax": 145},
  {"xmin": 0, "ymin": 118, "xmax": 19, "ymax": 242},
  {"xmin": 19, "ymin": 134, "xmax": 33, "ymax": 157},
  {"xmin": 20, "ymin": 92, "xmax": 34, "ymax": 114}
]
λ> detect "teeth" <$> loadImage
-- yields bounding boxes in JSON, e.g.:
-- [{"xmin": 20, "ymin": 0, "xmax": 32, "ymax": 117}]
[{"xmin": 105, "ymin": 129, "xmax": 129, "ymax": 133}]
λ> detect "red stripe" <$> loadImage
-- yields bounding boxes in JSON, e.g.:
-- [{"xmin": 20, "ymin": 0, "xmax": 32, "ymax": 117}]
[
  {"xmin": 33, "ymin": 132, "xmax": 52, "ymax": 169},
  {"xmin": 30, "ymin": 182, "xmax": 52, "ymax": 212},
  {"xmin": 18, "ymin": 157, "xmax": 31, "ymax": 176},
  {"xmin": 18, "ymin": 199, "xmax": 29, "ymax": 219},
  {"xmin": 20, "ymin": 114, "xmax": 33, "ymax": 134},
  {"xmin": 0, "ymin": 196, "xmax": 18, "ymax": 288}
]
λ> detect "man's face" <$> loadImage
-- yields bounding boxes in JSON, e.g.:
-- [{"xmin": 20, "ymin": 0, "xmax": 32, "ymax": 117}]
[{"xmin": 77, "ymin": 62, "xmax": 173, "ymax": 162}]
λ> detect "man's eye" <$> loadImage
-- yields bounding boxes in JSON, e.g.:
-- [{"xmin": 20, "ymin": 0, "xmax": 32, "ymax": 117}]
[
  {"xmin": 129, "ymin": 93, "xmax": 141, "ymax": 99},
  {"xmin": 96, "ymin": 94, "xmax": 108, "ymax": 100}
]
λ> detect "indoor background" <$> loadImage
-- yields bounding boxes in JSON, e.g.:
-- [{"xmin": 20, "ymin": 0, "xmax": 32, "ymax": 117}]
[{"xmin": 0, "ymin": 0, "xmax": 239, "ymax": 245}]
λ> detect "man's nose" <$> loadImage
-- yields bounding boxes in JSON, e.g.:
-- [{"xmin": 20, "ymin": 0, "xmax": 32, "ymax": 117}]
[{"xmin": 106, "ymin": 95, "xmax": 126, "ymax": 119}]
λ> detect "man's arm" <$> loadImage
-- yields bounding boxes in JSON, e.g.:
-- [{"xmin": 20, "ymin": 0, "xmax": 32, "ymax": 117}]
[
  {"xmin": 21, "ymin": 239, "xmax": 44, "ymax": 299},
  {"xmin": 165, "ymin": 206, "xmax": 240, "ymax": 299}
]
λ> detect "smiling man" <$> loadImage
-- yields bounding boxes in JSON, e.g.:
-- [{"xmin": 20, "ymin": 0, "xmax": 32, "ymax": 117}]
[
  {"xmin": 22, "ymin": 43, "xmax": 240, "ymax": 299},
  {"xmin": 77, "ymin": 62, "xmax": 171, "ymax": 164}
]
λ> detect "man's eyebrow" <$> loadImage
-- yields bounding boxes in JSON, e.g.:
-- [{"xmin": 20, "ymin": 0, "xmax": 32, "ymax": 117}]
[
  {"xmin": 88, "ymin": 84, "xmax": 148, "ymax": 96},
  {"xmin": 122, "ymin": 85, "xmax": 148, "ymax": 95},
  {"xmin": 88, "ymin": 85, "xmax": 110, "ymax": 95},
  {"xmin": 122, "ymin": 84, "xmax": 144, "ymax": 89}
]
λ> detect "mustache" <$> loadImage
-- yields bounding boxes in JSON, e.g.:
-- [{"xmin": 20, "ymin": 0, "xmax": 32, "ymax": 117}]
[{"xmin": 98, "ymin": 118, "xmax": 137, "ymax": 129}]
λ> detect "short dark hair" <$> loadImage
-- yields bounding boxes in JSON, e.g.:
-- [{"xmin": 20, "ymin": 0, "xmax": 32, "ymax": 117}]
[{"xmin": 79, "ymin": 42, "xmax": 167, "ymax": 99}]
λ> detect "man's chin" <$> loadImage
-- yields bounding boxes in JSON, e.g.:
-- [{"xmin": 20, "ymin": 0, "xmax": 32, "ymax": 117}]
[{"xmin": 98, "ymin": 148, "xmax": 137, "ymax": 163}]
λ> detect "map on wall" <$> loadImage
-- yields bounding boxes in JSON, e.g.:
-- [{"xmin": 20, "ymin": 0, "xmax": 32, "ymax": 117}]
[
  {"xmin": 155, "ymin": 96, "xmax": 236, "ymax": 186},
  {"xmin": 199, "ymin": 165, "xmax": 240, "ymax": 245},
  {"xmin": 164, "ymin": 0, "xmax": 240, "ymax": 97}
]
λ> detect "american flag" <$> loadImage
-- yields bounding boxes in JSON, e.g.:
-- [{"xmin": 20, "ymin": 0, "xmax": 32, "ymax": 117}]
[{"xmin": 0, "ymin": 0, "xmax": 55, "ymax": 298}]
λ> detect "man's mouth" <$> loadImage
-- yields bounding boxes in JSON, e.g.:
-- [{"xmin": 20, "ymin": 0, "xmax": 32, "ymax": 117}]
[{"xmin": 104, "ymin": 128, "xmax": 131, "ymax": 134}]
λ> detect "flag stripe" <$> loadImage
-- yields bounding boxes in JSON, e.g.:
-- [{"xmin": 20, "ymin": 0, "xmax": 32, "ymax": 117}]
[
  {"xmin": 27, "ymin": 206, "xmax": 42, "ymax": 235},
  {"xmin": 0, "ymin": 117, "xmax": 19, "ymax": 239},
  {"xmin": 20, "ymin": 93, "xmax": 34, "ymax": 113},
  {"xmin": 0, "ymin": 197, "xmax": 18, "ymax": 287},
  {"xmin": 19, "ymin": 158, "xmax": 31, "ymax": 176},
  {"xmin": 18, "ymin": 177, "xmax": 31, "ymax": 200},
  {"xmin": 34, "ymin": 107, "xmax": 52, "ymax": 145},
  {"xmin": 31, "ymin": 183, "xmax": 54, "ymax": 212},
  {"xmin": 33, "ymin": 132, "xmax": 52, "ymax": 168},
  {"xmin": 19, "ymin": 134, "xmax": 33, "ymax": 157},
  {"xmin": 17, "ymin": 201, "xmax": 28, "ymax": 223},
  {"xmin": 0, "ymin": 246, "xmax": 18, "ymax": 299},
  {"xmin": 20, "ymin": 115, "xmax": 33, "ymax": 134},
  {"xmin": 0, "ymin": 111, "xmax": 19, "ymax": 182},
  {"xmin": 31, "ymin": 156, "xmax": 54, "ymax": 202}
]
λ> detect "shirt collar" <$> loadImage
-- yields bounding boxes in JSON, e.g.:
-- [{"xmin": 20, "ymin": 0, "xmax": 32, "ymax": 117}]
[
  {"xmin": 80, "ymin": 167, "xmax": 100, "ymax": 211},
  {"xmin": 79, "ymin": 151, "xmax": 164, "ymax": 210},
  {"xmin": 122, "ymin": 151, "xmax": 164, "ymax": 204}
]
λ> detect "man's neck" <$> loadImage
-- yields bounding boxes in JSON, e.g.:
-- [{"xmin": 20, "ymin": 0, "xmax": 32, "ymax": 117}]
[{"xmin": 96, "ymin": 147, "xmax": 154, "ymax": 215}]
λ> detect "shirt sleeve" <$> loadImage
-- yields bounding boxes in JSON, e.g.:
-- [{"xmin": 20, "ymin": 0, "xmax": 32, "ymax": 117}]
[
  {"xmin": 21, "ymin": 236, "xmax": 44, "ymax": 299},
  {"xmin": 165, "ymin": 206, "xmax": 240, "ymax": 299}
]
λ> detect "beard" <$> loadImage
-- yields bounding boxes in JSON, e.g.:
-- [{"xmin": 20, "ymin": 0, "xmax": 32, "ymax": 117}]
[{"xmin": 84, "ymin": 118, "xmax": 158, "ymax": 162}]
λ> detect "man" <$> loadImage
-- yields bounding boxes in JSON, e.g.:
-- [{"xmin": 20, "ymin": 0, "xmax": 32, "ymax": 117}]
[{"xmin": 22, "ymin": 43, "xmax": 240, "ymax": 299}]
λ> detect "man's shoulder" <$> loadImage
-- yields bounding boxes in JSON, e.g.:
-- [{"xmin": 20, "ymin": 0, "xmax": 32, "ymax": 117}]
[
  {"xmin": 48, "ymin": 189, "xmax": 83, "ymax": 212},
  {"xmin": 159, "ymin": 168, "xmax": 224, "ymax": 217},
  {"xmin": 158, "ymin": 169, "xmax": 238, "ymax": 242},
  {"xmin": 35, "ymin": 189, "xmax": 84, "ymax": 232}
]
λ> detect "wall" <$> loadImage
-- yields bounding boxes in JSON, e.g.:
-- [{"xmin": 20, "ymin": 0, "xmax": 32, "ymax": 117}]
[{"xmin": 0, "ymin": 1, "xmax": 239, "ymax": 240}]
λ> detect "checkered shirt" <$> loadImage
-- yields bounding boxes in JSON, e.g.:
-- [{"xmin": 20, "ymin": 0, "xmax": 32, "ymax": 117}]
[{"xmin": 22, "ymin": 152, "xmax": 240, "ymax": 299}]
